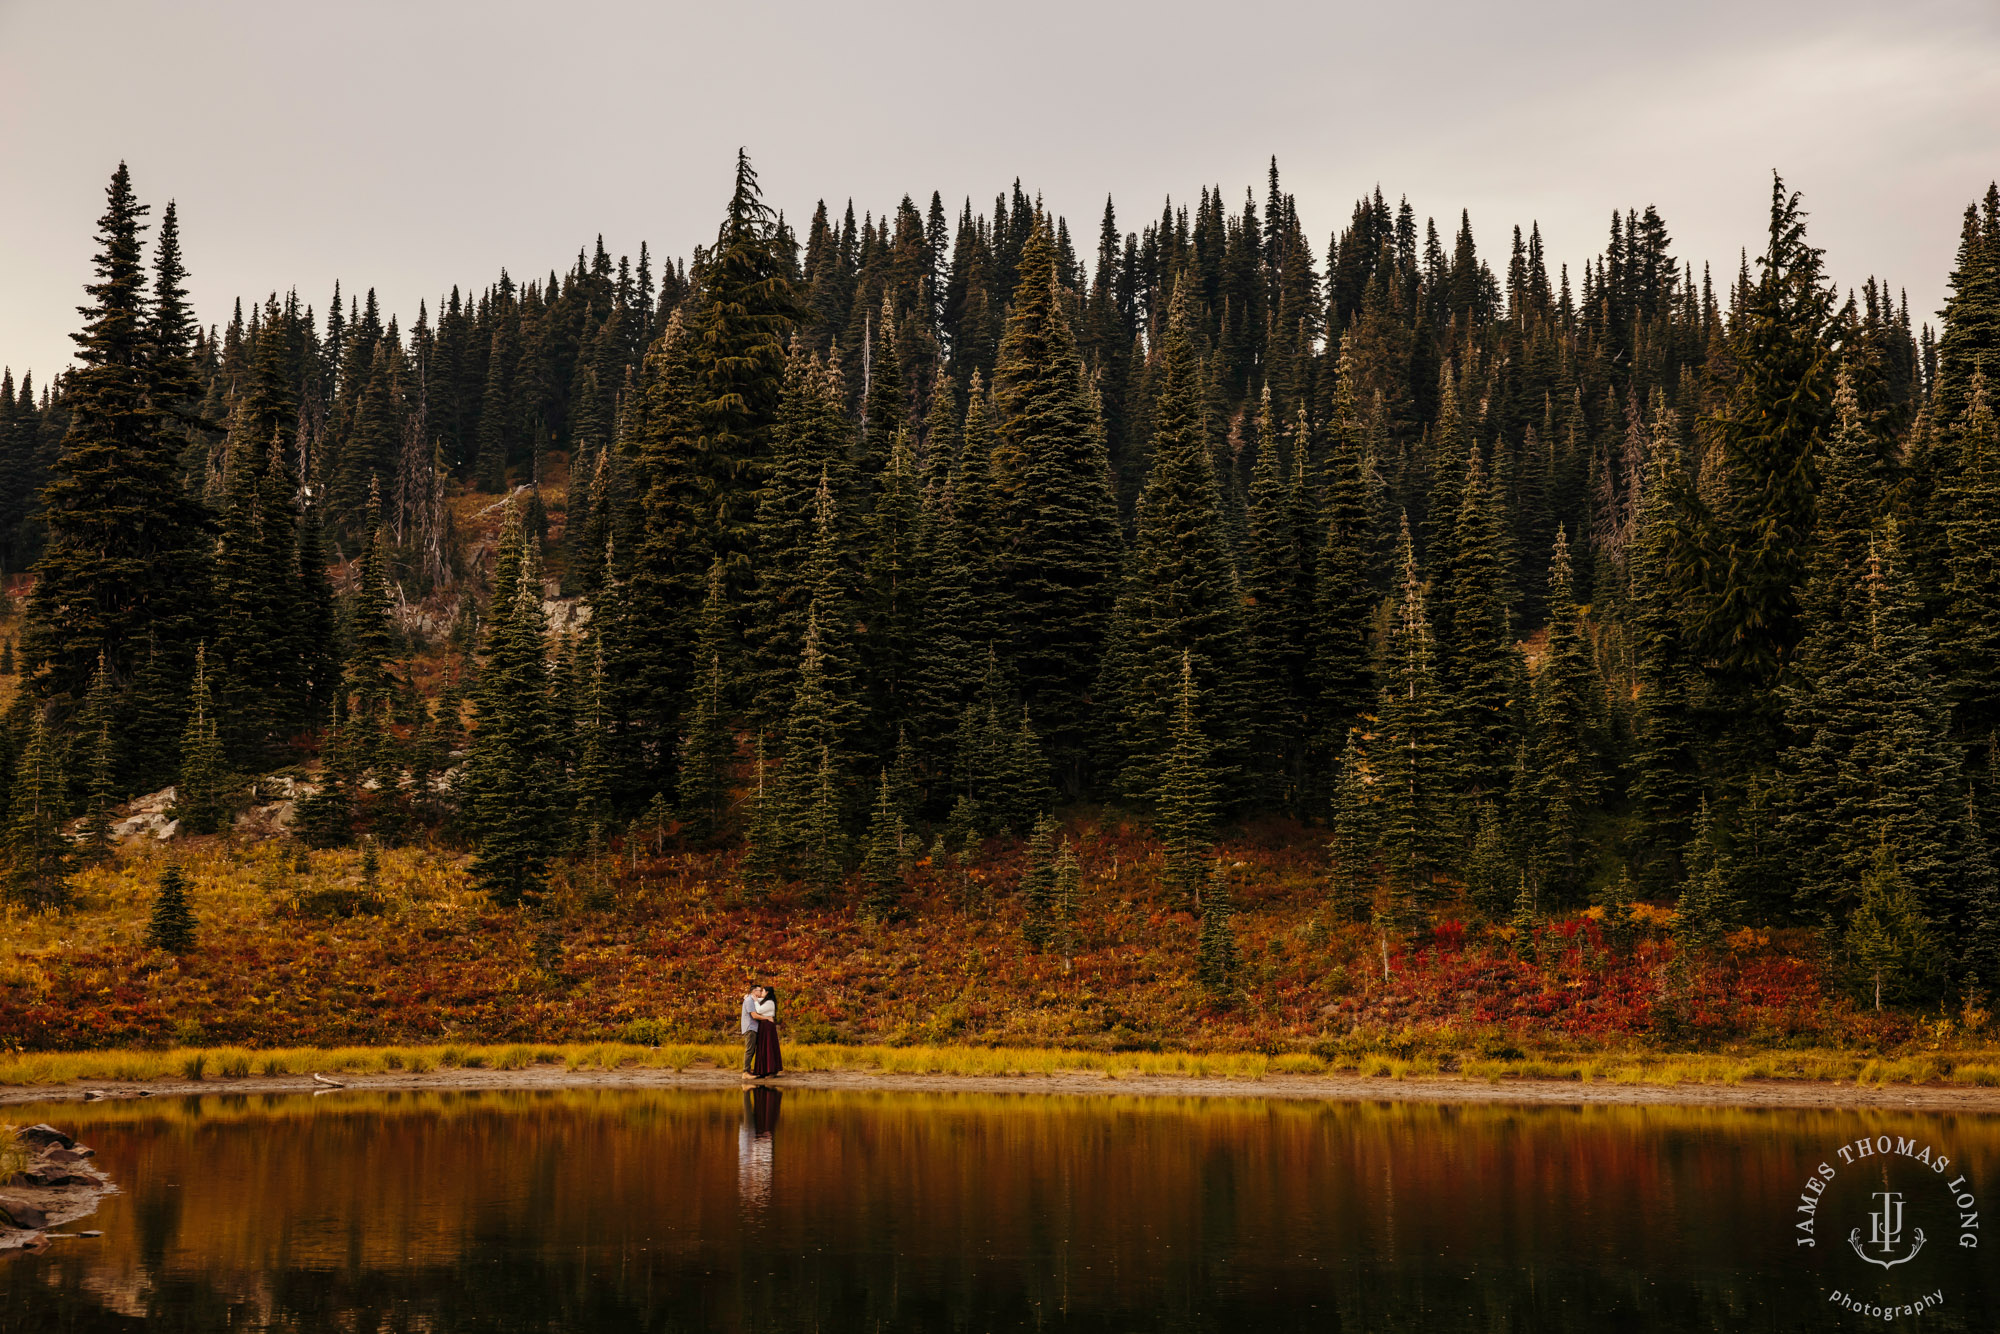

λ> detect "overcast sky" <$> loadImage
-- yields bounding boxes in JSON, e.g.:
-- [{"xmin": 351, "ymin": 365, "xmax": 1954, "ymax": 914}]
[{"xmin": 3, "ymin": 0, "xmax": 1996, "ymax": 382}]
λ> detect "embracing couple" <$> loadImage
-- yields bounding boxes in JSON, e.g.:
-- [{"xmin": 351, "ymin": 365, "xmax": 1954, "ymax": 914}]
[{"xmin": 739, "ymin": 983, "xmax": 784, "ymax": 1080}]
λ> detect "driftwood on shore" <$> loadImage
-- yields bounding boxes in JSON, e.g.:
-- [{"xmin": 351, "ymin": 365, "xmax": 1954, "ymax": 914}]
[{"xmin": 0, "ymin": 1123, "xmax": 116, "ymax": 1252}]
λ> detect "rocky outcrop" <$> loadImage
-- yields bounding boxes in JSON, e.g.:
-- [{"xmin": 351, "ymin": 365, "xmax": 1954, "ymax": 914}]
[{"xmin": 0, "ymin": 1124, "xmax": 116, "ymax": 1251}]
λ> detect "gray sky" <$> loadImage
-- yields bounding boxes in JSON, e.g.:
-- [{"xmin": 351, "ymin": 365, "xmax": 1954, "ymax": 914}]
[{"xmin": 4, "ymin": 0, "xmax": 1997, "ymax": 382}]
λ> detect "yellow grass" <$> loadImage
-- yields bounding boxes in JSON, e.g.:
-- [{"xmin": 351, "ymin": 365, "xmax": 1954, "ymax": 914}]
[{"xmin": 7, "ymin": 1041, "xmax": 2000, "ymax": 1091}]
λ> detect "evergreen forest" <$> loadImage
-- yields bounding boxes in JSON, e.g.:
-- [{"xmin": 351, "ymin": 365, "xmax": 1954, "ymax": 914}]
[{"xmin": 6, "ymin": 154, "xmax": 2000, "ymax": 1049}]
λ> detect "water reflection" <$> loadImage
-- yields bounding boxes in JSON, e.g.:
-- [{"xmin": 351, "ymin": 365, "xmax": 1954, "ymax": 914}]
[
  {"xmin": 0, "ymin": 1086, "xmax": 1994, "ymax": 1331},
  {"xmin": 738, "ymin": 1086, "xmax": 781, "ymax": 1210}
]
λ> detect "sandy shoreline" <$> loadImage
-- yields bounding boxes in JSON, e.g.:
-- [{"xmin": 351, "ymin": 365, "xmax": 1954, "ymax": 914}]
[{"xmin": 8, "ymin": 1064, "xmax": 2000, "ymax": 1112}]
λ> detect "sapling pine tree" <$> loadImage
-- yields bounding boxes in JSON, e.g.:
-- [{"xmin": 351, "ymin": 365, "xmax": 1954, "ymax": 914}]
[
  {"xmin": 742, "ymin": 733, "xmax": 778, "ymax": 883},
  {"xmin": 678, "ymin": 559, "xmax": 733, "ymax": 837},
  {"xmin": 1846, "ymin": 839, "xmax": 1939, "ymax": 1010},
  {"xmin": 1020, "ymin": 811, "xmax": 1056, "ymax": 949},
  {"xmin": 145, "ymin": 863, "xmax": 196, "ymax": 954},
  {"xmin": 1465, "ymin": 801, "xmax": 1511, "ymax": 920},
  {"xmin": 1327, "ymin": 731, "xmax": 1373, "ymax": 922},
  {"xmin": 1156, "ymin": 652, "xmax": 1219, "ymax": 910},
  {"xmin": 1509, "ymin": 874, "xmax": 1538, "ymax": 962},
  {"xmin": 798, "ymin": 745, "xmax": 845, "ymax": 905},
  {"xmin": 1673, "ymin": 798, "xmax": 1738, "ymax": 961},
  {"xmin": 295, "ymin": 698, "xmax": 355, "ymax": 849},
  {"xmin": 78, "ymin": 653, "xmax": 118, "ymax": 860},
  {"xmin": 861, "ymin": 769, "xmax": 907, "ymax": 922},
  {"xmin": 173, "ymin": 643, "xmax": 229, "ymax": 835},
  {"xmin": 1594, "ymin": 866, "xmax": 1638, "ymax": 955},
  {"xmin": 6, "ymin": 708, "xmax": 73, "ymax": 911},
  {"xmin": 1051, "ymin": 837, "xmax": 1082, "ymax": 970},
  {"xmin": 1197, "ymin": 859, "xmax": 1238, "ymax": 996}
]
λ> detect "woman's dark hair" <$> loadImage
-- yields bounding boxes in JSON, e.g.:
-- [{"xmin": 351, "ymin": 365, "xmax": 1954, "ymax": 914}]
[{"xmin": 759, "ymin": 984, "xmax": 778, "ymax": 1003}]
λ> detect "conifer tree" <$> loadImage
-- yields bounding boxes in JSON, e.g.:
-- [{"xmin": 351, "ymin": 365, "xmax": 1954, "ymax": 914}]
[
  {"xmin": 1594, "ymin": 866, "xmax": 1638, "ymax": 955},
  {"xmin": 1375, "ymin": 516, "xmax": 1445, "ymax": 917},
  {"xmin": 573, "ymin": 642, "xmax": 617, "ymax": 853},
  {"xmin": 861, "ymin": 768, "xmax": 907, "ymax": 922},
  {"xmin": 24, "ymin": 164, "xmax": 209, "ymax": 702},
  {"xmin": 1155, "ymin": 652, "xmax": 1219, "ymax": 910},
  {"xmin": 5, "ymin": 708, "xmax": 73, "ymax": 911},
  {"xmin": 145, "ymin": 863, "xmax": 197, "ymax": 954},
  {"xmin": 1197, "ymin": 859, "xmax": 1238, "ymax": 997},
  {"xmin": 1308, "ymin": 354, "xmax": 1377, "ymax": 777},
  {"xmin": 1845, "ymin": 839, "xmax": 1939, "ymax": 1009},
  {"xmin": 1529, "ymin": 527, "xmax": 1597, "ymax": 902},
  {"xmin": 1943, "ymin": 375, "xmax": 2000, "ymax": 810},
  {"xmin": 1627, "ymin": 416, "xmax": 1700, "ymax": 877},
  {"xmin": 1781, "ymin": 524, "xmax": 1978, "ymax": 933},
  {"xmin": 859, "ymin": 430, "xmax": 923, "ymax": 755},
  {"xmin": 1020, "ymin": 811, "xmax": 1057, "ymax": 949},
  {"xmin": 687, "ymin": 150, "xmax": 796, "ymax": 573},
  {"xmin": 905, "ymin": 475, "xmax": 981, "ymax": 766},
  {"xmin": 1465, "ymin": 800, "xmax": 1511, "ymax": 918},
  {"xmin": 776, "ymin": 603, "xmax": 855, "ymax": 850},
  {"xmin": 746, "ymin": 347, "xmax": 855, "ymax": 730},
  {"xmin": 1098, "ymin": 283, "xmax": 1252, "ymax": 800},
  {"xmin": 173, "ymin": 643, "xmax": 229, "ymax": 835},
  {"xmin": 1675, "ymin": 176, "xmax": 1836, "ymax": 687},
  {"xmin": 346, "ymin": 477, "xmax": 397, "ymax": 724},
  {"xmin": 742, "ymin": 733, "xmax": 778, "ymax": 883},
  {"xmin": 1051, "ymin": 837, "xmax": 1082, "ymax": 969},
  {"xmin": 1508, "ymin": 873, "xmax": 1539, "ymax": 962},
  {"xmin": 295, "ymin": 698, "xmax": 355, "ymax": 848},
  {"xmin": 989, "ymin": 705, "xmax": 1052, "ymax": 835},
  {"xmin": 1441, "ymin": 448, "xmax": 1523, "ymax": 799},
  {"xmin": 1242, "ymin": 388, "xmax": 1309, "ymax": 801},
  {"xmin": 1934, "ymin": 190, "xmax": 2000, "ymax": 427},
  {"xmin": 78, "ymin": 654, "xmax": 118, "ymax": 860},
  {"xmin": 678, "ymin": 559, "xmax": 733, "ymax": 837},
  {"xmin": 989, "ymin": 217, "xmax": 1120, "ymax": 784},
  {"xmin": 1328, "ymin": 732, "xmax": 1374, "ymax": 921},
  {"xmin": 467, "ymin": 509, "xmax": 566, "ymax": 907},
  {"xmin": 797, "ymin": 744, "xmax": 846, "ymax": 905},
  {"xmin": 1673, "ymin": 798, "xmax": 1738, "ymax": 960}
]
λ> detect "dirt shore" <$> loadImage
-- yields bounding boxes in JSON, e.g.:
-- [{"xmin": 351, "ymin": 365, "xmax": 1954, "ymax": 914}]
[{"xmin": 8, "ymin": 1065, "xmax": 2000, "ymax": 1112}]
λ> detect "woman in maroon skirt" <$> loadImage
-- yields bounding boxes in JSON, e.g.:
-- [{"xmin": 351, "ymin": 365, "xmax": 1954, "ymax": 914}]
[{"xmin": 750, "ymin": 983, "xmax": 784, "ymax": 1078}]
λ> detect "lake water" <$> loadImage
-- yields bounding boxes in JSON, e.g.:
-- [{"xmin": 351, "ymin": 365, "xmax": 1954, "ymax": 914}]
[{"xmin": 2, "ymin": 1084, "xmax": 1995, "ymax": 1331}]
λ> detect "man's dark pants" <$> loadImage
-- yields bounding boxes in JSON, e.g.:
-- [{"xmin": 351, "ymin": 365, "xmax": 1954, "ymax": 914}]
[{"xmin": 743, "ymin": 1029, "xmax": 757, "ymax": 1072}]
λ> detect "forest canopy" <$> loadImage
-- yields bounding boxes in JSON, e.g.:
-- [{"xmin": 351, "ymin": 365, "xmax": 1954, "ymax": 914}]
[{"xmin": 4, "ymin": 154, "xmax": 2000, "ymax": 1011}]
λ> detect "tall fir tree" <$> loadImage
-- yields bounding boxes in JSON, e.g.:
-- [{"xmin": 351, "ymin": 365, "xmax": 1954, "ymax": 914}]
[
  {"xmin": 1528, "ymin": 527, "xmax": 1598, "ymax": 903},
  {"xmin": 25, "ymin": 164, "xmax": 208, "ymax": 704},
  {"xmin": 467, "ymin": 508, "xmax": 566, "ymax": 906},
  {"xmin": 77, "ymin": 653, "xmax": 118, "ymax": 860},
  {"xmin": 1307, "ymin": 351, "xmax": 1377, "ymax": 784},
  {"xmin": 989, "ymin": 216, "xmax": 1120, "ymax": 788},
  {"xmin": 678, "ymin": 559, "xmax": 734, "ymax": 838},
  {"xmin": 145, "ymin": 863, "xmax": 197, "ymax": 954},
  {"xmin": 6, "ymin": 708, "xmax": 73, "ymax": 911},
  {"xmin": 1097, "ymin": 282, "xmax": 1252, "ymax": 802},
  {"xmin": 1155, "ymin": 651, "xmax": 1220, "ymax": 910},
  {"xmin": 1197, "ymin": 859, "xmax": 1238, "ymax": 997},
  {"xmin": 1374, "ymin": 515, "xmax": 1445, "ymax": 921},
  {"xmin": 173, "ymin": 642, "xmax": 229, "ymax": 835},
  {"xmin": 1440, "ymin": 447, "xmax": 1522, "ymax": 800},
  {"xmin": 1674, "ymin": 175, "xmax": 1836, "ymax": 695}
]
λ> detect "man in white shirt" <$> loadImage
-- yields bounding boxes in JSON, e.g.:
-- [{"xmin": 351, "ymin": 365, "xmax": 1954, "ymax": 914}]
[{"xmin": 739, "ymin": 985, "xmax": 767, "ymax": 1077}]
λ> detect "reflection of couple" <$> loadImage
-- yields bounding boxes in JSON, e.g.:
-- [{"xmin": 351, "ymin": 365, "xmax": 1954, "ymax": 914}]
[
  {"xmin": 738, "ymin": 983, "xmax": 784, "ymax": 1080},
  {"xmin": 738, "ymin": 1082, "xmax": 781, "ymax": 1207}
]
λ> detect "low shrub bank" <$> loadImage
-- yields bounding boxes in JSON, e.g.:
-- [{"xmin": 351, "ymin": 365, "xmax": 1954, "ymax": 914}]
[{"xmin": 7, "ymin": 1040, "xmax": 2000, "ymax": 1091}]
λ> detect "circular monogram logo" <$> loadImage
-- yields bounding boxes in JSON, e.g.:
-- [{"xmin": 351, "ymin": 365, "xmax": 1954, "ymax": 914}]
[{"xmin": 1794, "ymin": 1132, "xmax": 1981, "ymax": 1319}]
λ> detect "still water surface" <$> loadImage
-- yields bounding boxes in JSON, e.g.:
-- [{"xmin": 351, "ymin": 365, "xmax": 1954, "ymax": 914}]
[{"xmin": 2, "ymin": 1085, "xmax": 1996, "ymax": 1331}]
